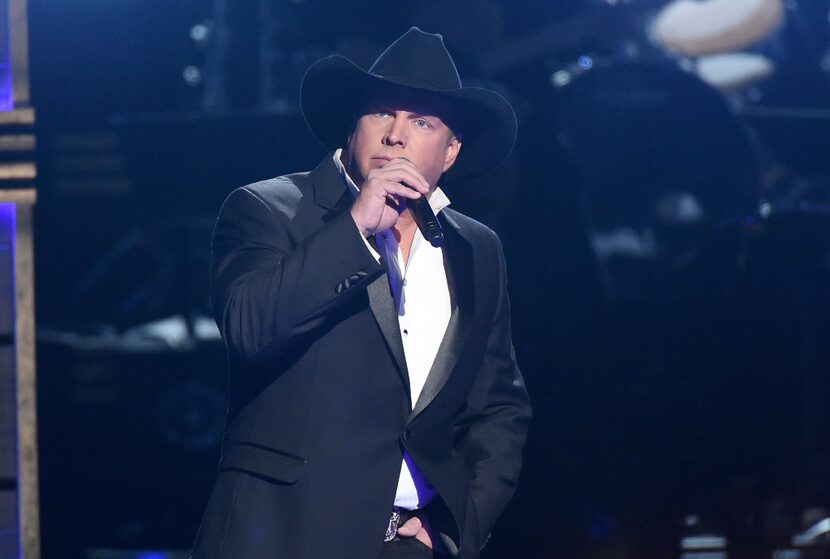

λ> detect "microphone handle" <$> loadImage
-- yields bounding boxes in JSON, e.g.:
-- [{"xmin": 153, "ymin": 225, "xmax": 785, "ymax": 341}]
[
  {"xmin": 410, "ymin": 196, "xmax": 444, "ymax": 247},
  {"xmin": 393, "ymin": 157, "xmax": 443, "ymax": 247}
]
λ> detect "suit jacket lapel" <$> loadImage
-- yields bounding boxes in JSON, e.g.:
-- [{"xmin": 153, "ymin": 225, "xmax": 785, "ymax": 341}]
[
  {"xmin": 310, "ymin": 155, "xmax": 473, "ymax": 411},
  {"xmin": 409, "ymin": 212, "xmax": 474, "ymax": 421},
  {"xmin": 367, "ymin": 273, "xmax": 411, "ymax": 396},
  {"xmin": 311, "ymin": 154, "xmax": 411, "ymax": 393}
]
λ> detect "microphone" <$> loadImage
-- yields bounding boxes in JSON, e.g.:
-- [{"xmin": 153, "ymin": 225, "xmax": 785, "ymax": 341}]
[{"xmin": 396, "ymin": 157, "xmax": 444, "ymax": 247}]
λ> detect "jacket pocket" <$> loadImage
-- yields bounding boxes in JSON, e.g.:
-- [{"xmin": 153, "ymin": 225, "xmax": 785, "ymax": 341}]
[{"xmin": 220, "ymin": 440, "xmax": 307, "ymax": 484}]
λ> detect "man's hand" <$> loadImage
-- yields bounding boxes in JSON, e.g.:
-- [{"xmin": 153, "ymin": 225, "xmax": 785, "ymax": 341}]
[
  {"xmin": 350, "ymin": 157, "xmax": 430, "ymax": 237},
  {"xmin": 396, "ymin": 515, "xmax": 433, "ymax": 549}
]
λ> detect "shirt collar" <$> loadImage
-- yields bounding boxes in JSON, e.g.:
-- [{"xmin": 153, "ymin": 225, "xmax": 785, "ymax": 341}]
[{"xmin": 333, "ymin": 149, "xmax": 451, "ymax": 215}]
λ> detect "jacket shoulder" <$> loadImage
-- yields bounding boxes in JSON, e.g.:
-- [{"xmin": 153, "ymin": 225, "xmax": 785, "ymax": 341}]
[
  {"xmin": 231, "ymin": 171, "xmax": 312, "ymax": 219},
  {"xmin": 443, "ymin": 207, "xmax": 502, "ymax": 247}
]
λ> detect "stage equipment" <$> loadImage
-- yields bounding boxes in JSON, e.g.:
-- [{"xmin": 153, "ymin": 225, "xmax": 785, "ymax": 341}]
[
  {"xmin": 72, "ymin": 218, "xmax": 215, "ymax": 330},
  {"xmin": 33, "ymin": 109, "xmax": 328, "ymax": 556},
  {"xmin": 678, "ymin": 515, "xmax": 728, "ymax": 559},
  {"xmin": 793, "ymin": 516, "xmax": 830, "ymax": 547},
  {"xmin": 740, "ymin": 106, "xmax": 830, "ymax": 178},
  {"xmin": 650, "ymin": 0, "xmax": 784, "ymax": 92},
  {"xmin": 546, "ymin": 0, "xmax": 829, "ymax": 296},
  {"xmin": 695, "ymin": 52, "xmax": 775, "ymax": 91},
  {"xmin": 651, "ymin": 0, "xmax": 830, "ymax": 96},
  {"xmin": 0, "ymin": 0, "xmax": 39, "ymax": 556},
  {"xmin": 111, "ymin": 110, "xmax": 322, "ymax": 220},
  {"xmin": 676, "ymin": 204, "xmax": 830, "ymax": 517},
  {"xmin": 678, "ymin": 510, "xmax": 830, "ymax": 558},
  {"xmin": 48, "ymin": 110, "xmax": 324, "ymax": 330},
  {"xmin": 479, "ymin": 0, "xmax": 659, "ymax": 78},
  {"xmin": 661, "ymin": 208, "xmax": 830, "ymax": 559},
  {"xmin": 37, "ymin": 333, "xmax": 226, "ymax": 558},
  {"xmin": 187, "ymin": 0, "xmax": 341, "ymax": 111},
  {"xmin": 553, "ymin": 59, "xmax": 760, "ymax": 298},
  {"xmin": 651, "ymin": 0, "xmax": 785, "ymax": 57}
]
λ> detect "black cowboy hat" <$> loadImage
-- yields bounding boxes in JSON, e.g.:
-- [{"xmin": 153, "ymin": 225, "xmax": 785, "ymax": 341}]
[{"xmin": 300, "ymin": 27, "xmax": 517, "ymax": 184}]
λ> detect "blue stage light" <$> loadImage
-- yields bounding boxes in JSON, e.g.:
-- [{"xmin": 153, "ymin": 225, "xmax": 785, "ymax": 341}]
[
  {"xmin": 578, "ymin": 55, "xmax": 594, "ymax": 70},
  {"xmin": 0, "ymin": 0, "xmax": 12, "ymax": 110}
]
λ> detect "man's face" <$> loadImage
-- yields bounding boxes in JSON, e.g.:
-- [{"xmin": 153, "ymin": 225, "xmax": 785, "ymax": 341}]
[{"xmin": 342, "ymin": 97, "xmax": 462, "ymax": 192}]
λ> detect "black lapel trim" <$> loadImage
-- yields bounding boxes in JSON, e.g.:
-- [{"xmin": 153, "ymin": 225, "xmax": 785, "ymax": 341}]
[
  {"xmin": 409, "ymin": 211, "xmax": 475, "ymax": 421},
  {"xmin": 367, "ymin": 273, "xmax": 411, "ymax": 397},
  {"xmin": 312, "ymin": 154, "xmax": 408, "ymax": 392}
]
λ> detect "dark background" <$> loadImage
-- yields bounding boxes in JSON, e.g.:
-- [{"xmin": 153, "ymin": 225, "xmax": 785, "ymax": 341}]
[{"xmin": 27, "ymin": 0, "xmax": 830, "ymax": 557}]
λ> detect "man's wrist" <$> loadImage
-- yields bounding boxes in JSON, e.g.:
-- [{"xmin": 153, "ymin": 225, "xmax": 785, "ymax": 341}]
[
  {"xmin": 350, "ymin": 210, "xmax": 372, "ymax": 238},
  {"xmin": 350, "ymin": 216, "xmax": 381, "ymax": 262}
]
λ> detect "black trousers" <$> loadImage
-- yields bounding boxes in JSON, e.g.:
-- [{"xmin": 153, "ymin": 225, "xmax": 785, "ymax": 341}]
[{"xmin": 379, "ymin": 537, "xmax": 435, "ymax": 558}]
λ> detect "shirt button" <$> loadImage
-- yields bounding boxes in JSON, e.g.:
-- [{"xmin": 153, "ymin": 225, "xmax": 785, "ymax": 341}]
[
  {"xmin": 403, "ymin": 279, "xmax": 407, "ymax": 286},
  {"xmin": 402, "ymin": 329, "xmax": 408, "ymax": 336}
]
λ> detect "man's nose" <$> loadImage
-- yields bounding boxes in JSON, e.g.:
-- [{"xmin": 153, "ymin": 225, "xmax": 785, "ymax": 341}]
[{"xmin": 384, "ymin": 115, "xmax": 407, "ymax": 146}]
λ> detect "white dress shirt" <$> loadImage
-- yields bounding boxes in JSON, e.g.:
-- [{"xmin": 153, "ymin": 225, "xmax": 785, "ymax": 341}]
[{"xmin": 333, "ymin": 150, "xmax": 452, "ymax": 510}]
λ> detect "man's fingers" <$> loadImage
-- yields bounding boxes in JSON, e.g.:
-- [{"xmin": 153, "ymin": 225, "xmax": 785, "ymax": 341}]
[
  {"xmin": 395, "ymin": 516, "xmax": 422, "ymax": 536},
  {"xmin": 384, "ymin": 174, "xmax": 429, "ymax": 195},
  {"xmin": 415, "ymin": 529, "xmax": 432, "ymax": 549},
  {"xmin": 369, "ymin": 163, "xmax": 430, "ymax": 194},
  {"xmin": 375, "ymin": 181, "xmax": 421, "ymax": 200},
  {"xmin": 395, "ymin": 515, "xmax": 434, "ymax": 549},
  {"xmin": 351, "ymin": 159, "xmax": 430, "ymax": 235}
]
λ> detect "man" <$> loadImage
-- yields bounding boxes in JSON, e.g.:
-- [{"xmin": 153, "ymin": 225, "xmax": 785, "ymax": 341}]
[{"xmin": 191, "ymin": 27, "xmax": 531, "ymax": 559}]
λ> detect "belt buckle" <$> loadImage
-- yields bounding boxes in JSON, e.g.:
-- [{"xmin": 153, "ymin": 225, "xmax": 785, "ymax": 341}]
[{"xmin": 384, "ymin": 509, "xmax": 401, "ymax": 542}]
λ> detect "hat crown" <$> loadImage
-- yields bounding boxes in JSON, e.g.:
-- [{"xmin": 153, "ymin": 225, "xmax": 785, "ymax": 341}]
[
  {"xmin": 300, "ymin": 27, "xmax": 517, "ymax": 183},
  {"xmin": 368, "ymin": 27, "xmax": 462, "ymax": 91}
]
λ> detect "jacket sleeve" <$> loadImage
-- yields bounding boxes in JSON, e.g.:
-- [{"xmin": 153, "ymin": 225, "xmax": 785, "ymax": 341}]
[
  {"xmin": 457, "ymin": 234, "xmax": 531, "ymax": 545},
  {"xmin": 210, "ymin": 184, "xmax": 384, "ymax": 362}
]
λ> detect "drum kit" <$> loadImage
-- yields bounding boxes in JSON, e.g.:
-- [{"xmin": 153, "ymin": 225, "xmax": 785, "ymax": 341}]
[
  {"xmin": 548, "ymin": 0, "xmax": 830, "ymax": 297},
  {"xmin": 652, "ymin": 0, "xmax": 784, "ymax": 89},
  {"xmin": 548, "ymin": 2, "xmax": 830, "ymax": 556}
]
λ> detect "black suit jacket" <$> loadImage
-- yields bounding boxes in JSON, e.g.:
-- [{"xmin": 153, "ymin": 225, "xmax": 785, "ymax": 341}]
[{"xmin": 191, "ymin": 156, "xmax": 531, "ymax": 559}]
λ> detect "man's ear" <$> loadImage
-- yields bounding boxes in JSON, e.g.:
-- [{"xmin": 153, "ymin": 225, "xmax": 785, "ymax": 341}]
[
  {"xmin": 342, "ymin": 132, "xmax": 355, "ymax": 160},
  {"xmin": 442, "ymin": 137, "xmax": 462, "ymax": 173}
]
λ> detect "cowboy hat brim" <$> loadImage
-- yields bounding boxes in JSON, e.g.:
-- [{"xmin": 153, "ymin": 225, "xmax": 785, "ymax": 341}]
[{"xmin": 300, "ymin": 54, "xmax": 517, "ymax": 185}]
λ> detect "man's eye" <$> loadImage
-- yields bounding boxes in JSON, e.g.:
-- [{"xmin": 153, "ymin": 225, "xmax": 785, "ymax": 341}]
[
  {"xmin": 376, "ymin": 111, "xmax": 391, "ymax": 118},
  {"xmin": 414, "ymin": 118, "xmax": 431, "ymax": 129}
]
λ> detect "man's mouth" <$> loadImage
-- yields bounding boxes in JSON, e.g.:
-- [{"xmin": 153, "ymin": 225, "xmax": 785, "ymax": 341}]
[{"xmin": 371, "ymin": 155, "xmax": 395, "ymax": 166}]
